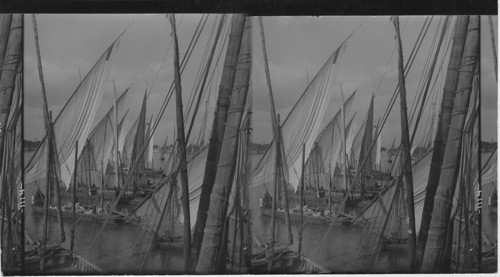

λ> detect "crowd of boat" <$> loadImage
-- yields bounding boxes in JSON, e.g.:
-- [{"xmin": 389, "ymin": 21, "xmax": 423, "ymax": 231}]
[{"xmin": 0, "ymin": 14, "xmax": 497, "ymax": 274}]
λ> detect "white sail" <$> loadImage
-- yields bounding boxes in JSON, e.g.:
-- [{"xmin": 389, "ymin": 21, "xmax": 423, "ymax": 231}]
[
  {"xmin": 251, "ymin": 40, "xmax": 349, "ymax": 191},
  {"xmin": 25, "ymin": 37, "xmax": 122, "ymax": 190},
  {"xmin": 81, "ymin": 88, "xmax": 129, "ymax": 176},
  {"xmin": 109, "ymin": 109, "xmax": 130, "ymax": 163},
  {"xmin": 375, "ymin": 132, "xmax": 381, "ymax": 170},
  {"xmin": 129, "ymin": 16, "xmax": 254, "ymax": 232},
  {"xmin": 123, "ymin": 117, "xmax": 139, "ymax": 167},
  {"xmin": 144, "ymin": 116, "xmax": 154, "ymax": 168},
  {"xmin": 118, "ymin": 109, "xmax": 129, "ymax": 154},
  {"xmin": 350, "ymin": 119, "xmax": 366, "ymax": 168},
  {"xmin": 357, "ymin": 95, "xmax": 375, "ymax": 180},
  {"xmin": 345, "ymin": 112, "xmax": 357, "ymax": 156},
  {"xmin": 481, "ymin": 150, "xmax": 497, "ymax": 185},
  {"xmin": 148, "ymin": 135, "xmax": 154, "ymax": 167},
  {"xmin": 354, "ymin": 149, "xmax": 431, "ymax": 232},
  {"xmin": 129, "ymin": 146, "xmax": 208, "ymax": 230}
]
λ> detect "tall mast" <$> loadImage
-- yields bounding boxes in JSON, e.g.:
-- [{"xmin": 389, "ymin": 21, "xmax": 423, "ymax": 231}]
[
  {"xmin": 476, "ymin": 16, "xmax": 482, "ymax": 272},
  {"xmin": 32, "ymin": 14, "xmax": 66, "ymax": 246},
  {"xmin": 328, "ymin": 162, "xmax": 332, "ymax": 215},
  {"xmin": 71, "ymin": 141, "xmax": 77, "ymax": 254},
  {"xmin": 185, "ymin": 14, "xmax": 226, "ymax": 143},
  {"xmin": 258, "ymin": 16, "xmax": 293, "ymax": 247},
  {"xmin": 488, "ymin": 16, "xmax": 497, "ymax": 80},
  {"xmin": 169, "ymin": 14, "xmax": 192, "ymax": 272},
  {"xmin": 391, "ymin": 16, "xmax": 417, "ymax": 272},
  {"xmin": 340, "ymin": 85, "xmax": 349, "ymax": 192},
  {"xmin": 298, "ymin": 143, "xmax": 305, "ymax": 255},
  {"xmin": 416, "ymin": 16, "xmax": 469, "ymax": 267},
  {"xmin": 420, "ymin": 16, "xmax": 479, "ymax": 272},
  {"xmin": 113, "ymin": 82, "xmax": 122, "ymax": 196},
  {"xmin": 191, "ymin": 15, "xmax": 246, "ymax": 265},
  {"xmin": 241, "ymin": 103, "xmax": 253, "ymax": 270},
  {"xmin": 131, "ymin": 89, "xmax": 147, "ymax": 197},
  {"xmin": 0, "ymin": 14, "xmax": 12, "ymax": 76},
  {"xmin": 196, "ymin": 15, "xmax": 252, "ymax": 273},
  {"xmin": 277, "ymin": 115, "xmax": 293, "ymax": 245},
  {"xmin": 40, "ymin": 112, "xmax": 53, "ymax": 271},
  {"xmin": 31, "ymin": 15, "xmax": 51, "ymax": 152},
  {"xmin": 0, "ymin": 15, "xmax": 22, "ymax": 271},
  {"xmin": 19, "ymin": 21, "xmax": 25, "ymax": 269},
  {"xmin": 0, "ymin": 14, "xmax": 21, "ymax": 175},
  {"xmin": 409, "ymin": 16, "xmax": 450, "ymax": 146}
]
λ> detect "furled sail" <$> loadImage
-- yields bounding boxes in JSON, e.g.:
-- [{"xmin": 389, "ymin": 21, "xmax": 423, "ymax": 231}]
[
  {"xmin": 0, "ymin": 40, "xmax": 23, "ymax": 270},
  {"xmin": 0, "ymin": 59, "xmax": 23, "ymax": 209},
  {"xmin": 251, "ymin": 40, "xmax": 349, "ymax": 191},
  {"xmin": 25, "ymin": 36, "xmax": 122, "ymax": 190}
]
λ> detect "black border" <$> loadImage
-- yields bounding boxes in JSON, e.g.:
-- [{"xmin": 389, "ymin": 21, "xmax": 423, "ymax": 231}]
[{"xmin": 0, "ymin": 0, "xmax": 498, "ymax": 15}]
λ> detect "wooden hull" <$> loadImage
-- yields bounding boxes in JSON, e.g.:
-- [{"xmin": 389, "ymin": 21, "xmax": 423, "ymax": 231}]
[
  {"xmin": 68, "ymin": 187, "xmax": 134, "ymax": 205},
  {"xmin": 249, "ymin": 248, "xmax": 330, "ymax": 273},
  {"xmin": 32, "ymin": 204, "xmax": 125, "ymax": 224},
  {"xmin": 155, "ymin": 236, "xmax": 183, "ymax": 251},
  {"xmin": 288, "ymin": 191, "xmax": 362, "ymax": 210},
  {"xmin": 381, "ymin": 238, "xmax": 409, "ymax": 253},
  {"xmin": 260, "ymin": 206, "xmax": 351, "ymax": 226},
  {"xmin": 10, "ymin": 245, "xmax": 104, "ymax": 274}
]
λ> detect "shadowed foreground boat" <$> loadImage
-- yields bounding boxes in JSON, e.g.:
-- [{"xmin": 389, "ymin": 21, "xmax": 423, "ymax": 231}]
[{"xmin": 248, "ymin": 248, "xmax": 330, "ymax": 273}]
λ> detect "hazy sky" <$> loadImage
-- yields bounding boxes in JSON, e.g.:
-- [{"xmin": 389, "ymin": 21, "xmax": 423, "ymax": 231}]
[{"xmin": 24, "ymin": 15, "xmax": 497, "ymax": 146}]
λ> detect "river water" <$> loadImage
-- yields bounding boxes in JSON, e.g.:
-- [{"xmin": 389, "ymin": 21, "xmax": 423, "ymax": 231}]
[{"xmin": 23, "ymin": 151, "xmax": 496, "ymax": 273}]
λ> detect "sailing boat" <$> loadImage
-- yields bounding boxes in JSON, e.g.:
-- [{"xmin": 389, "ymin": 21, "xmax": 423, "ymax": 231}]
[
  {"xmin": 71, "ymin": 89, "xmax": 129, "ymax": 203},
  {"xmin": 260, "ymin": 109, "xmax": 359, "ymax": 225},
  {"xmin": 237, "ymin": 16, "xmax": 331, "ymax": 273},
  {"xmin": 253, "ymin": 32, "xmax": 353, "ymax": 228},
  {"xmin": 0, "ymin": 13, "xmax": 24, "ymax": 274},
  {"xmin": 343, "ymin": 15, "xmax": 497, "ymax": 274},
  {"xmin": 32, "ymin": 90, "xmax": 132, "ymax": 222},
  {"xmin": 1, "ymin": 14, "xmax": 109, "ymax": 274}
]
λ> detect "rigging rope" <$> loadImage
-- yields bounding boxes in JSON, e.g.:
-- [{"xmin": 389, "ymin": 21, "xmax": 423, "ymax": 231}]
[{"xmin": 84, "ymin": 14, "xmax": 212, "ymax": 258}]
